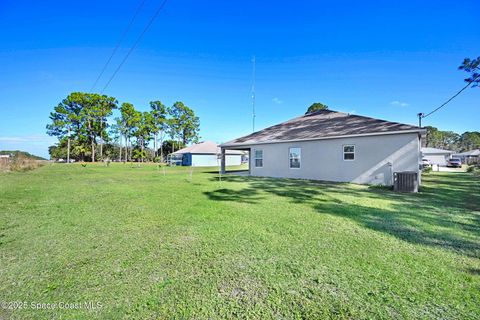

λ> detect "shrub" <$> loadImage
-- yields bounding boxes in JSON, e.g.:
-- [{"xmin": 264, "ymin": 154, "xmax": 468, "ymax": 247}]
[
  {"xmin": 422, "ymin": 166, "xmax": 432, "ymax": 174},
  {"xmin": 0, "ymin": 159, "xmax": 9, "ymax": 172},
  {"xmin": 467, "ymin": 165, "xmax": 480, "ymax": 175},
  {"xmin": 6, "ymin": 155, "xmax": 44, "ymax": 172}
]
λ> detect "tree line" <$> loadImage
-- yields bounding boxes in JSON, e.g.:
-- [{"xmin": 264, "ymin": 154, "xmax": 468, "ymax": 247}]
[
  {"xmin": 47, "ymin": 92, "xmax": 200, "ymax": 162},
  {"xmin": 424, "ymin": 126, "xmax": 480, "ymax": 152}
]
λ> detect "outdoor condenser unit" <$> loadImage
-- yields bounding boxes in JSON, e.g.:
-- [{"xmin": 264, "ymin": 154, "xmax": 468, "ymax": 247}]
[{"xmin": 393, "ymin": 171, "xmax": 418, "ymax": 193}]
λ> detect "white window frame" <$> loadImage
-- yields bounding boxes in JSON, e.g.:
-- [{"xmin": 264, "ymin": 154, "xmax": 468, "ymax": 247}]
[
  {"xmin": 289, "ymin": 147, "xmax": 301, "ymax": 169},
  {"xmin": 343, "ymin": 144, "xmax": 355, "ymax": 161},
  {"xmin": 254, "ymin": 149, "xmax": 263, "ymax": 168}
]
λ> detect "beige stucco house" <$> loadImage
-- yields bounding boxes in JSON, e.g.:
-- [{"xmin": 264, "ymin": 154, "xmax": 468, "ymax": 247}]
[{"xmin": 220, "ymin": 110, "xmax": 426, "ymax": 186}]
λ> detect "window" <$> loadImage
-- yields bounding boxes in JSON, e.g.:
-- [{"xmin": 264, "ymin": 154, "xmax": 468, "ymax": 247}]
[
  {"xmin": 343, "ymin": 145, "xmax": 355, "ymax": 161},
  {"xmin": 289, "ymin": 147, "xmax": 301, "ymax": 168},
  {"xmin": 254, "ymin": 149, "xmax": 263, "ymax": 167}
]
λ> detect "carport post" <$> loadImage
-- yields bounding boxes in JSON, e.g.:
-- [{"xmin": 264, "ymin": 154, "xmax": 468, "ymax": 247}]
[{"xmin": 220, "ymin": 148, "xmax": 226, "ymax": 174}]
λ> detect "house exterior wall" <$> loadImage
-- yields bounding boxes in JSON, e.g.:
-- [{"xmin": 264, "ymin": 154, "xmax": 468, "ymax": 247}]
[
  {"xmin": 246, "ymin": 132, "xmax": 421, "ymax": 186},
  {"xmin": 225, "ymin": 155, "xmax": 242, "ymax": 166},
  {"xmin": 189, "ymin": 154, "xmax": 241, "ymax": 167},
  {"xmin": 191, "ymin": 154, "xmax": 217, "ymax": 166},
  {"xmin": 182, "ymin": 153, "xmax": 192, "ymax": 166}
]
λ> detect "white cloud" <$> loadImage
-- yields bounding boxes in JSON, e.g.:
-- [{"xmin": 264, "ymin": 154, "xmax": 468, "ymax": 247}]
[
  {"xmin": 0, "ymin": 135, "xmax": 55, "ymax": 143},
  {"xmin": 390, "ymin": 100, "xmax": 409, "ymax": 107},
  {"xmin": 272, "ymin": 97, "xmax": 283, "ymax": 104}
]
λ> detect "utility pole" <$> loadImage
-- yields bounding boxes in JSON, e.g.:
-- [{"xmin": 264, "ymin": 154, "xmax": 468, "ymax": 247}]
[
  {"xmin": 251, "ymin": 56, "xmax": 256, "ymax": 132},
  {"xmin": 417, "ymin": 113, "xmax": 424, "ymax": 127}
]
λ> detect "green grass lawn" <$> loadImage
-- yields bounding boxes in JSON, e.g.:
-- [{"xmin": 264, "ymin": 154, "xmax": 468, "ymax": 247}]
[{"xmin": 0, "ymin": 164, "xmax": 479, "ymax": 319}]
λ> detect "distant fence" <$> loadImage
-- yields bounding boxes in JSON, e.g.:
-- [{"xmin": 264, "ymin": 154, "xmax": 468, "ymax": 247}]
[{"xmin": 466, "ymin": 157, "xmax": 479, "ymax": 165}]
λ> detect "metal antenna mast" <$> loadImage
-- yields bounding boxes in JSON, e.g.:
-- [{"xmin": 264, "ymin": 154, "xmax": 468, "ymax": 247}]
[
  {"xmin": 417, "ymin": 113, "xmax": 424, "ymax": 127},
  {"xmin": 251, "ymin": 56, "xmax": 256, "ymax": 132}
]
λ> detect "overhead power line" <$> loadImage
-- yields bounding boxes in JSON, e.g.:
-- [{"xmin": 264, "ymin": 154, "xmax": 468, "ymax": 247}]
[
  {"xmin": 101, "ymin": 0, "xmax": 169, "ymax": 94},
  {"xmin": 251, "ymin": 56, "xmax": 256, "ymax": 132},
  {"xmin": 90, "ymin": 0, "xmax": 148, "ymax": 92},
  {"xmin": 422, "ymin": 73, "xmax": 480, "ymax": 119}
]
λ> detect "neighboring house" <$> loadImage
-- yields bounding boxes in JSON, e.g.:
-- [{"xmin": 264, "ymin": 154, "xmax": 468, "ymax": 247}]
[
  {"xmin": 453, "ymin": 149, "xmax": 480, "ymax": 164},
  {"xmin": 220, "ymin": 109, "xmax": 426, "ymax": 186},
  {"xmin": 421, "ymin": 147, "xmax": 454, "ymax": 166},
  {"xmin": 169, "ymin": 140, "xmax": 243, "ymax": 167}
]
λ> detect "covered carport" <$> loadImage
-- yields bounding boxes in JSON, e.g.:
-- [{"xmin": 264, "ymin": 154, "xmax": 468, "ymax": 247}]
[{"xmin": 220, "ymin": 146, "xmax": 250, "ymax": 175}]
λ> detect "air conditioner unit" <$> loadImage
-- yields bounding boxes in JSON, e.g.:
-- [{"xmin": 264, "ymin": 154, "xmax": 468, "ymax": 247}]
[{"xmin": 393, "ymin": 171, "xmax": 418, "ymax": 193}]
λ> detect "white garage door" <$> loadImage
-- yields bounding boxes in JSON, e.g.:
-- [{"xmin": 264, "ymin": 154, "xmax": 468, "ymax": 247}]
[{"xmin": 424, "ymin": 154, "xmax": 448, "ymax": 166}]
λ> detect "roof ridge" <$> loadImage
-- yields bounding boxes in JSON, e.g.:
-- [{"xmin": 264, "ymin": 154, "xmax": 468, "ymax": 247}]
[
  {"xmin": 341, "ymin": 112, "xmax": 420, "ymax": 129},
  {"xmin": 303, "ymin": 109, "xmax": 338, "ymax": 116}
]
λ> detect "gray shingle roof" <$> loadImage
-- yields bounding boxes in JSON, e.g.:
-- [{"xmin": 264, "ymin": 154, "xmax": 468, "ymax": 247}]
[
  {"xmin": 421, "ymin": 147, "xmax": 455, "ymax": 154},
  {"xmin": 454, "ymin": 149, "xmax": 480, "ymax": 156},
  {"xmin": 221, "ymin": 110, "xmax": 424, "ymax": 147}
]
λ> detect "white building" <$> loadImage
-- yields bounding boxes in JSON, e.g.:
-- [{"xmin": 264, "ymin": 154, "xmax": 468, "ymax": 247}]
[
  {"xmin": 220, "ymin": 110, "xmax": 426, "ymax": 186},
  {"xmin": 0, "ymin": 154, "xmax": 11, "ymax": 164},
  {"xmin": 453, "ymin": 149, "xmax": 479, "ymax": 164},
  {"xmin": 421, "ymin": 147, "xmax": 454, "ymax": 166},
  {"xmin": 169, "ymin": 140, "xmax": 243, "ymax": 167}
]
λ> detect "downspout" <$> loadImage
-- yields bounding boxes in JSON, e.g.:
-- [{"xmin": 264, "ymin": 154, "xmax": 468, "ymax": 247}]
[{"xmin": 418, "ymin": 133, "xmax": 422, "ymax": 185}]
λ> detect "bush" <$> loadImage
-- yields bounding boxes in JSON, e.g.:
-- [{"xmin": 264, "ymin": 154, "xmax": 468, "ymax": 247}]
[
  {"xmin": 467, "ymin": 165, "xmax": 480, "ymax": 175},
  {"xmin": 153, "ymin": 156, "xmax": 165, "ymax": 163},
  {"xmin": 0, "ymin": 159, "xmax": 9, "ymax": 172},
  {"xmin": 422, "ymin": 166, "xmax": 432, "ymax": 174},
  {"xmin": 4, "ymin": 155, "xmax": 45, "ymax": 172}
]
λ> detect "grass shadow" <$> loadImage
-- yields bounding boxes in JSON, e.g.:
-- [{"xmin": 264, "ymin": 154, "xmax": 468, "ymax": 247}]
[
  {"xmin": 467, "ymin": 268, "xmax": 480, "ymax": 276},
  {"xmin": 203, "ymin": 188, "xmax": 263, "ymax": 204},
  {"xmin": 314, "ymin": 201, "xmax": 480, "ymax": 258},
  {"xmin": 206, "ymin": 173, "xmax": 480, "ymax": 258}
]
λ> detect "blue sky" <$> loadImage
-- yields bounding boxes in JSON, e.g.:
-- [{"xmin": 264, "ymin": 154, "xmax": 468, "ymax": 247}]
[{"xmin": 0, "ymin": 0, "xmax": 478, "ymax": 158}]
